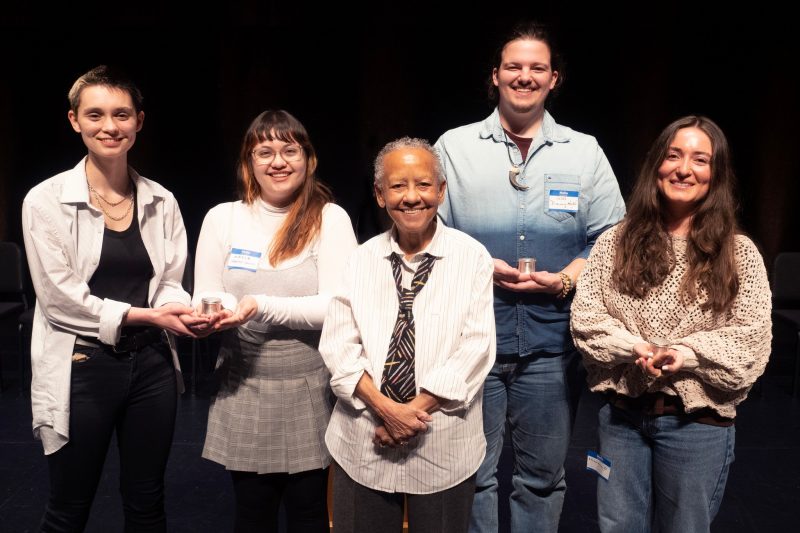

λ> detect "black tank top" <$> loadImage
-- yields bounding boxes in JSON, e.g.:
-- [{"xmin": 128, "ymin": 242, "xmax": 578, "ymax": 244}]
[{"xmin": 88, "ymin": 194, "xmax": 153, "ymax": 310}]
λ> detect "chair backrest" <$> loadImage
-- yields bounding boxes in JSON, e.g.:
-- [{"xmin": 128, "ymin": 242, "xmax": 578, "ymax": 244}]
[
  {"xmin": 0, "ymin": 242, "xmax": 25, "ymax": 295},
  {"xmin": 773, "ymin": 252, "xmax": 800, "ymax": 308}
]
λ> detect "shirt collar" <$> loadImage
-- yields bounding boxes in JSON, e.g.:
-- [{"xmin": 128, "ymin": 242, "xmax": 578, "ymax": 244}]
[
  {"xmin": 382, "ymin": 218, "xmax": 446, "ymax": 260},
  {"xmin": 479, "ymin": 108, "xmax": 570, "ymax": 144},
  {"xmin": 59, "ymin": 156, "xmax": 162, "ymax": 207}
]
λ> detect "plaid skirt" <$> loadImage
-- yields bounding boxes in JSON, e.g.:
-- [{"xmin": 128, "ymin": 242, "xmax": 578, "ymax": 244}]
[{"xmin": 202, "ymin": 329, "xmax": 331, "ymax": 474}]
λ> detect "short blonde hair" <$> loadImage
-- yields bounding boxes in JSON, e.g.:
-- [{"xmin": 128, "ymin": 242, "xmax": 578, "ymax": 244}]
[{"xmin": 68, "ymin": 65, "xmax": 143, "ymax": 113}]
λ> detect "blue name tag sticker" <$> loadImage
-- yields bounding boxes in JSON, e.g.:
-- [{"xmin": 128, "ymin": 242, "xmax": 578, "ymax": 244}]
[
  {"xmin": 226, "ymin": 248, "xmax": 262, "ymax": 272},
  {"xmin": 548, "ymin": 189, "xmax": 579, "ymax": 212},
  {"xmin": 586, "ymin": 451, "xmax": 612, "ymax": 481}
]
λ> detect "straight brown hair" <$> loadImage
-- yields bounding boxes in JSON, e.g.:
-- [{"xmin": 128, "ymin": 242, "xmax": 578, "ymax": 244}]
[{"xmin": 238, "ymin": 110, "xmax": 332, "ymax": 266}]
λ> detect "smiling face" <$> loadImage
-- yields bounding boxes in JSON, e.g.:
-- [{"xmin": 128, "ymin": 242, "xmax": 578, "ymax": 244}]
[
  {"xmin": 375, "ymin": 147, "xmax": 446, "ymax": 254},
  {"xmin": 250, "ymin": 136, "xmax": 307, "ymax": 207},
  {"xmin": 68, "ymin": 84, "xmax": 143, "ymax": 160},
  {"xmin": 493, "ymin": 38, "xmax": 558, "ymax": 118},
  {"xmin": 657, "ymin": 127, "xmax": 713, "ymax": 214}
]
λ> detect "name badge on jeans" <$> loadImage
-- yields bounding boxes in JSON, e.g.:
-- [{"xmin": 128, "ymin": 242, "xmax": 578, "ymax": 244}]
[
  {"xmin": 226, "ymin": 248, "xmax": 262, "ymax": 272},
  {"xmin": 548, "ymin": 189, "xmax": 579, "ymax": 212},
  {"xmin": 586, "ymin": 451, "xmax": 612, "ymax": 480}
]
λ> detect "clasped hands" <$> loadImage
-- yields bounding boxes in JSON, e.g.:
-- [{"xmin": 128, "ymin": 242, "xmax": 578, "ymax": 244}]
[
  {"xmin": 372, "ymin": 398, "xmax": 432, "ymax": 449},
  {"xmin": 631, "ymin": 342, "xmax": 685, "ymax": 378},
  {"xmin": 179, "ymin": 295, "xmax": 260, "ymax": 338},
  {"xmin": 492, "ymin": 258, "xmax": 563, "ymax": 294}
]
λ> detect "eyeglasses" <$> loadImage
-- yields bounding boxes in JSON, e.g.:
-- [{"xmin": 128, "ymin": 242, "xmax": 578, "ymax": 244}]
[{"xmin": 251, "ymin": 145, "xmax": 304, "ymax": 165}]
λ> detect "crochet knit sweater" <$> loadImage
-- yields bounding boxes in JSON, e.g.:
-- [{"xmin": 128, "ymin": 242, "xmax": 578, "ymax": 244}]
[{"xmin": 570, "ymin": 224, "xmax": 772, "ymax": 419}]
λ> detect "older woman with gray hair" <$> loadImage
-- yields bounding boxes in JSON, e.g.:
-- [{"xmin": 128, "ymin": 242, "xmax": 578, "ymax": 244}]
[{"xmin": 320, "ymin": 137, "xmax": 496, "ymax": 533}]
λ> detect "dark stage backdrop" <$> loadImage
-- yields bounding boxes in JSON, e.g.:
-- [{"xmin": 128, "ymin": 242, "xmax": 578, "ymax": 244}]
[{"xmin": 2, "ymin": 8, "xmax": 797, "ymax": 278}]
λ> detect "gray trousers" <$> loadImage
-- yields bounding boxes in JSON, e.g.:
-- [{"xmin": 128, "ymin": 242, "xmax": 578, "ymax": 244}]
[{"xmin": 332, "ymin": 463, "xmax": 476, "ymax": 533}]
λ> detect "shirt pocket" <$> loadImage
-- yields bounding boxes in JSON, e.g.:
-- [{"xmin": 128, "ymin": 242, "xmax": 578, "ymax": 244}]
[{"xmin": 544, "ymin": 173, "xmax": 581, "ymax": 222}]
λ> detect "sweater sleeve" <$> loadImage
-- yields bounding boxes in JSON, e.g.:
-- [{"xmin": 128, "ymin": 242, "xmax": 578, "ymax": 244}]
[
  {"xmin": 192, "ymin": 203, "xmax": 240, "ymax": 312},
  {"xmin": 570, "ymin": 226, "xmax": 647, "ymax": 368},
  {"xmin": 671, "ymin": 236, "xmax": 772, "ymax": 392}
]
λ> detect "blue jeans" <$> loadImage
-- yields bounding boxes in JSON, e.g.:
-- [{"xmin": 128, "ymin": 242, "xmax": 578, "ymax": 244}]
[
  {"xmin": 597, "ymin": 403, "xmax": 735, "ymax": 533},
  {"xmin": 470, "ymin": 351, "xmax": 582, "ymax": 533}
]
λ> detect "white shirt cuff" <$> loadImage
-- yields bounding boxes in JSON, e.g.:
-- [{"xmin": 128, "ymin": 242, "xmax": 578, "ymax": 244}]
[{"xmin": 99, "ymin": 299, "xmax": 131, "ymax": 345}]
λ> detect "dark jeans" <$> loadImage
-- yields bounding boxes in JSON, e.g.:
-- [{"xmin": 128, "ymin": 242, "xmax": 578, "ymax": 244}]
[
  {"xmin": 230, "ymin": 468, "xmax": 329, "ymax": 533},
  {"xmin": 40, "ymin": 340, "xmax": 177, "ymax": 533},
  {"xmin": 333, "ymin": 464, "xmax": 477, "ymax": 533}
]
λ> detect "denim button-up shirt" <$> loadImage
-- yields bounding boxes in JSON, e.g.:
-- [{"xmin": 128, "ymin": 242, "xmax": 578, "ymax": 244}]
[{"xmin": 435, "ymin": 109, "xmax": 625, "ymax": 356}]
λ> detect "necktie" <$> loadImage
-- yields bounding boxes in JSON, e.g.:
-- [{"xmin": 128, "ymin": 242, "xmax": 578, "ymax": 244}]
[{"xmin": 380, "ymin": 252, "xmax": 437, "ymax": 403}]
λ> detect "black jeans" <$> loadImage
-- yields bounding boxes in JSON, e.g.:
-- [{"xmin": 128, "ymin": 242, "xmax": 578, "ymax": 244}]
[
  {"xmin": 40, "ymin": 340, "xmax": 178, "ymax": 533},
  {"xmin": 230, "ymin": 468, "xmax": 329, "ymax": 533}
]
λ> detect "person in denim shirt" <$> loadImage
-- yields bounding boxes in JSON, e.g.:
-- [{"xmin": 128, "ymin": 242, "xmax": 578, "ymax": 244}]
[{"xmin": 435, "ymin": 21, "xmax": 625, "ymax": 533}]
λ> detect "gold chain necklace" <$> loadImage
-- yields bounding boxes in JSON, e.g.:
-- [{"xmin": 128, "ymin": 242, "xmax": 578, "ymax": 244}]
[
  {"xmin": 88, "ymin": 183, "xmax": 129, "ymax": 207},
  {"xmin": 89, "ymin": 186, "xmax": 134, "ymax": 221}
]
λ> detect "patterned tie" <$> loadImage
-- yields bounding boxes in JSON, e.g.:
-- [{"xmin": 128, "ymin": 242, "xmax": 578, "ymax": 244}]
[{"xmin": 380, "ymin": 252, "xmax": 437, "ymax": 403}]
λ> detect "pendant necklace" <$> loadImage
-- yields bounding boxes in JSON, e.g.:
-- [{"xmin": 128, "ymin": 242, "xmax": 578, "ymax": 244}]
[{"xmin": 504, "ymin": 132, "xmax": 529, "ymax": 191}]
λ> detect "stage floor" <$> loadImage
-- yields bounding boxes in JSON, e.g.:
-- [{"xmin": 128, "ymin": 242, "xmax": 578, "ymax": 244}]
[{"xmin": 1, "ymin": 349, "xmax": 798, "ymax": 532}]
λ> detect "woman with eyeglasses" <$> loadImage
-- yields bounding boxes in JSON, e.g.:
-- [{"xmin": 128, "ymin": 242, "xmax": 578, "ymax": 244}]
[{"xmin": 192, "ymin": 109, "xmax": 358, "ymax": 532}]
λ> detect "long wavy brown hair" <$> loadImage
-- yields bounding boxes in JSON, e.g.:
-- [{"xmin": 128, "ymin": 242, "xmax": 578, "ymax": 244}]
[
  {"xmin": 238, "ymin": 110, "xmax": 332, "ymax": 266},
  {"xmin": 613, "ymin": 115, "xmax": 740, "ymax": 314}
]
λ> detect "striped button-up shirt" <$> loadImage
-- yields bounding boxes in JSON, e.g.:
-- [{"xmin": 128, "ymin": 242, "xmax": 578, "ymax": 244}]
[{"xmin": 320, "ymin": 222, "xmax": 496, "ymax": 494}]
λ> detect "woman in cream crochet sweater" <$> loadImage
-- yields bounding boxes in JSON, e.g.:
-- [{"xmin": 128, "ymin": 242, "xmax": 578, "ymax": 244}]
[{"xmin": 570, "ymin": 115, "xmax": 771, "ymax": 533}]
